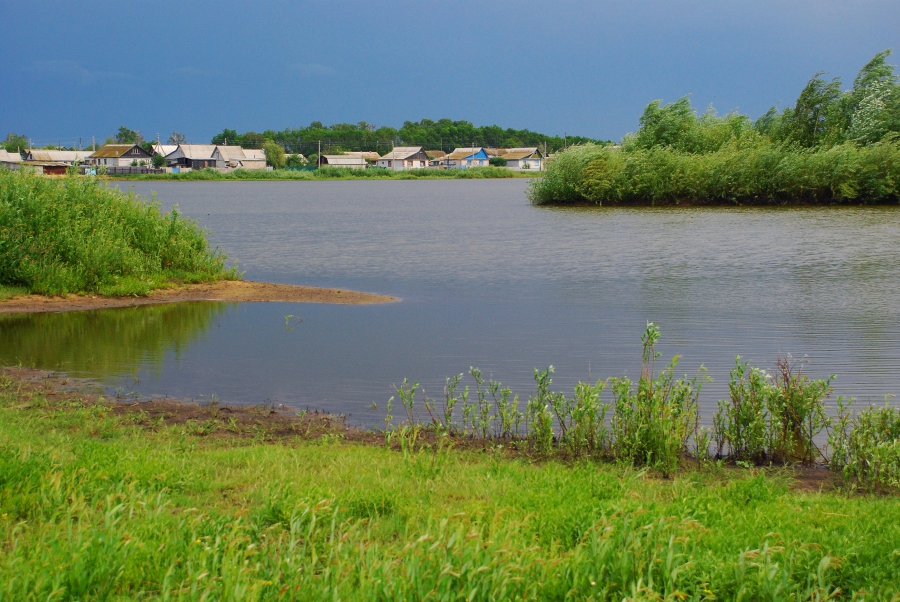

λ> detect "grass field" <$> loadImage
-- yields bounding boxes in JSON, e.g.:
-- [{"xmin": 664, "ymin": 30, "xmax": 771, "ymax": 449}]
[{"xmin": 2, "ymin": 370, "xmax": 899, "ymax": 601}]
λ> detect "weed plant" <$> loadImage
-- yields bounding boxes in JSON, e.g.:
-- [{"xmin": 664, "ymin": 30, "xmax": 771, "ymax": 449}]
[
  {"xmin": 389, "ymin": 325, "xmax": 900, "ymax": 491},
  {"xmin": 0, "ymin": 169, "xmax": 238, "ymax": 296}
]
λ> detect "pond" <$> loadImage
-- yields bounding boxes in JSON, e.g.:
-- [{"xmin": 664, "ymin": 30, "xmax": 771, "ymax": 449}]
[{"xmin": 3, "ymin": 180, "xmax": 899, "ymax": 425}]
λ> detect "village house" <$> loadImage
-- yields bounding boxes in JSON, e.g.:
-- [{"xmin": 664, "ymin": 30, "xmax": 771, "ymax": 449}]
[
  {"xmin": 0, "ymin": 149, "xmax": 22, "ymax": 169},
  {"xmin": 502, "ymin": 147, "xmax": 544, "ymax": 171},
  {"xmin": 445, "ymin": 147, "xmax": 490, "ymax": 169},
  {"xmin": 24, "ymin": 149, "xmax": 94, "ymax": 165},
  {"xmin": 87, "ymin": 144, "xmax": 153, "ymax": 167},
  {"xmin": 213, "ymin": 145, "xmax": 267, "ymax": 170},
  {"xmin": 376, "ymin": 147, "xmax": 430, "ymax": 170},
  {"xmin": 165, "ymin": 144, "xmax": 218, "ymax": 169},
  {"xmin": 341, "ymin": 151, "xmax": 381, "ymax": 165},
  {"xmin": 319, "ymin": 155, "xmax": 367, "ymax": 169}
]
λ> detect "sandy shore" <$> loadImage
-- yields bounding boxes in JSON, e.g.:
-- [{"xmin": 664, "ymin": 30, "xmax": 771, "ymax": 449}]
[{"xmin": 0, "ymin": 280, "xmax": 397, "ymax": 314}]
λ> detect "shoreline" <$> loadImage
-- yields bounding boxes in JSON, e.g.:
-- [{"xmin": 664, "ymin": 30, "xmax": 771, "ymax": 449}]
[{"xmin": 0, "ymin": 280, "xmax": 398, "ymax": 314}]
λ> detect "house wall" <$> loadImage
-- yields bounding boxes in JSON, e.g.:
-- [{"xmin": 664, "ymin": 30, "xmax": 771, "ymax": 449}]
[
  {"xmin": 506, "ymin": 158, "xmax": 543, "ymax": 171},
  {"xmin": 377, "ymin": 152, "xmax": 429, "ymax": 171}
]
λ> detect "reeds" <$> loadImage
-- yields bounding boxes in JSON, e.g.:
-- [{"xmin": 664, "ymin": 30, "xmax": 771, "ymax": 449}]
[
  {"xmin": 530, "ymin": 137, "xmax": 900, "ymax": 205},
  {"xmin": 0, "ymin": 169, "xmax": 238, "ymax": 296}
]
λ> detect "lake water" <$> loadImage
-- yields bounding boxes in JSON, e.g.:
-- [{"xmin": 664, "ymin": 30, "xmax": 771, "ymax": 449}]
[{"xmin": 2, "ymin": 180, "xmax": 899, "ymax": 425}]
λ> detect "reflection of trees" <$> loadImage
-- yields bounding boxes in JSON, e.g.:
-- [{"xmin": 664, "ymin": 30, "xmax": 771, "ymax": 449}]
[{"xmin": 0, "ymin": 302, "xmax": 232, "ymax": 377}]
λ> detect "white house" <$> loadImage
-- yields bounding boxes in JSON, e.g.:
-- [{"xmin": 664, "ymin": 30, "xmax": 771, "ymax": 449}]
[
  {"xmin": 166, "ymin": 144, "xmax": 218, "ymax": 169},
  {"xmin": 0, "ymin": 149, "xmax": 22, "ymax": 169},
  {"xmin": 211, "ymin": 145, "xmax": 266, "ymax": 170},
  {"xmin": 502, "ymin": 147, "xmax": 543, "ymax": 171},
  {"xmin": 87, "ymin": 144, "xmax": 153, "ymax": 167},
  {"xmin": 376, "ymin": 147, "xmax": 430, "ymax": 170},
  {"xmin": 24, "ymin": 149, "xmax": 94, "ymax": 165},
  {"xmin": 445, "ymin": 147, "xmax": 490, "ymax": 169},
  {"xmin": 319, "ymin": 155, "xmax": 367, "ymax": 169}
]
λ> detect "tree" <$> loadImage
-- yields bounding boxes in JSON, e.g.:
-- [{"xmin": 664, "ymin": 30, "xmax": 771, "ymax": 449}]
[
  {"xmin": 115, "ymin": 126, "xmax": 143, "ymax": 145},
  {"xmin": 151, "ymin": 153, "xmax": 166, "ymax": 168},
  {"xmin": 3, "ymin": 132, "xmax": 27, "ymax": 153},
  {"xmin": 263, "ymin": 140, "xmax": 285, "ymax": 169},
  {"xmin": 781, "ymin": 73, "xmax": 844, "ymax": 147},
  {"xmin": 489, "ymin": 156, "xmax": 507, "ymax": 167},
  {"xmin": 167, "ymin": 131, "xmax": 187, "ymax": 145},
  {"xmin": 285, "ymin": 153, "xmax": 307, "ymax": 167},
  {"xmin": 241, "ymin": 132, "xmax": 266, "ymax": 149}
]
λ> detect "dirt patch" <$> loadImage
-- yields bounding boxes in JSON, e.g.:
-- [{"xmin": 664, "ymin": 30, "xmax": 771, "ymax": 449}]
[{"xmin": 0, "ymin": 280, "xmax": 398, "ymax": 314}]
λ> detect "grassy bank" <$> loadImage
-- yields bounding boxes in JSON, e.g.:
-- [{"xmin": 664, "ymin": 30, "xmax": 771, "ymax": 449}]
[
  {"xmin": 3, "ymin": 371, "xmax": 900, "ymax": 600},
  {"xmin": 0, "ymin": 169, "xmax": 238, "ymax": 297},
  {"xmin": 107, "ymin": 166, "xmax": 534, "ymax": 182}
]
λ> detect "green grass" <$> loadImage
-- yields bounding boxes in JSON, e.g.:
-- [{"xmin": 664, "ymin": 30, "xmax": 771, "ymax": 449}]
[
  {"xmin": 2, "ymin": 373, "xmax": 900, "ymax": 600},
  {"xmin": 108, "ymin": 166, "xmax": 535, "ymax": 181},
  {"xmin": 0, "ymin": 169, "xmax": 239, "ymax": 297},
  {"xmin": 0, "ymin": 285, "xmax": 28, "ymax": 301}
]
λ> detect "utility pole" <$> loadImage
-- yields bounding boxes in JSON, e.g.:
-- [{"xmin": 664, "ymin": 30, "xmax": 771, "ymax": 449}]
[
  {"xmin": 92, "ymin": 136, "xmax": 95, "ymax": 152},
  {"xmin": 79, "ymin": 137, "xmax": 82, "ymax": 150},
  {"xmin": 318, "ymin": 140, "xmax": 321, "ymax": 166}
]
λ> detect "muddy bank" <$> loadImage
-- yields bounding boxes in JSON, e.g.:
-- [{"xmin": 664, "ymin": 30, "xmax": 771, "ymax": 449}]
[{"xmin": 0, "ymin": 280, "xmax": 398, "ymax": 314}]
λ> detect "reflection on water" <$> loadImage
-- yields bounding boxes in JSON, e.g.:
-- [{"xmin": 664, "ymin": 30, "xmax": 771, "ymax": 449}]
[
  {"xmin": 6, "ymin": 181, "xmax": 900, "ymax": 425},
  {"xmin": 0, "ymin": 302, "xmax": 231, "ymax": 377}
]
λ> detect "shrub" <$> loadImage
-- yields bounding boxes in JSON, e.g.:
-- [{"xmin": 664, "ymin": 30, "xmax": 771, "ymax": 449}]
[{"xmin": 0, "ymin": 169, "xmax": 237, "ymax": 296}]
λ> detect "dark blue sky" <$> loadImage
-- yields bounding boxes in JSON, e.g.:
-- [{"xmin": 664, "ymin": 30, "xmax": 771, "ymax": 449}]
[{"xmin": 2, "ymin": 1, "xmax": 897, "ymax": 147}]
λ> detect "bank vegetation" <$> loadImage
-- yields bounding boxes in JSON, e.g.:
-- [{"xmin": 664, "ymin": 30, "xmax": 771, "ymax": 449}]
[{"xmin": 531, "ymin": 50, "xmax": 900, "ymax": 205}]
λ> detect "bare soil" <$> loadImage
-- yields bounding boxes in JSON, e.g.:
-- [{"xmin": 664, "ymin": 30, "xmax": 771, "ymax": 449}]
[{"xmin": 0, "ymin": 280, "xmax": 397, "ymax": 314}]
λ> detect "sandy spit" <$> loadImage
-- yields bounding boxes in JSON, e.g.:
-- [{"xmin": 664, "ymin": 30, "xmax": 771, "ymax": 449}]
[{"xmin": 0, "ymin": 280, "xmax": 398, "ymax": 314}]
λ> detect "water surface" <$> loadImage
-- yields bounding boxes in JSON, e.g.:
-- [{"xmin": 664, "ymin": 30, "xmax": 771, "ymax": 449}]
[{"xmin": 3, "ymin": 180, "xmax": 898, "ymax": 424}]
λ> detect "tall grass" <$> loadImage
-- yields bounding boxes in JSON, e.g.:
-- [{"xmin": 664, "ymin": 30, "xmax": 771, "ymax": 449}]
[
  {"xmin": 530, "ymin": 138, "xmax": 900, "ymax": 205},
  {"xmin": 0, "ymin": 169, "xmax": 238, "ymax": 296}
]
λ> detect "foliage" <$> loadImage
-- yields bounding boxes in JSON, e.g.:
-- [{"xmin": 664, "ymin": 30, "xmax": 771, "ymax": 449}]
[
  {"xmin": 284, "ymin": 153, "xmax": 307, "ymax": 167},
  {"xmin": 531, "ymin": 50, "xmax": 900, "ymax": 205},
  {"xmin": 263, "ymin": 140, "xmax": 285, "ymax": 169},
  {"xmin": 830, "ymin": 401, "xmax": 900, "ymax": 491},
  {"xmin": 151, "ymin": 153, "xmax": 166, "ymax": 168},
  {"xmin": 0, "ymin": 169, "xmax": 237, "ymax": 296},
  {"xmin": 114, "ymin": 126, "xmax": 143, "ymax": 145},
  {"xmin": 2, "ymin": 132, "xmax": 27, "ymax": 153},
  {"xmin": 489, "ymin": 156, "xmax": 507, "ymax": 167},
  {"xmin": 167, "ymin": 131, "xmax": 187, "ymax": 145},
  {"xmin": 210, "ymin": 118, "xmax": 605, "ymax": 156},
  {"xmin": 2, "ymin": 372, "xmax": 900, "ymax": 599},
  {"xmin": 713, "ymin": 357, "xmax": 833, "ymax": 464}
]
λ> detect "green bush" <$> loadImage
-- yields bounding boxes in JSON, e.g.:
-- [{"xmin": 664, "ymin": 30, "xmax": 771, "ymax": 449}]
[
  {"xmin": 830, "ymin": 402, "xmax": 900, "ymax": 490},
  {"xmin": 0, "ymin": 169, "xmax": 237, "ymax": 296}
]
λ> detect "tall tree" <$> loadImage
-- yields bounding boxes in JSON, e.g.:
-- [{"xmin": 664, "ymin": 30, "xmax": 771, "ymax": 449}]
[
  {"xmin": 167, "ymin": 131, "xmax": 187, "ymax": 145},
  {"xmin": 115, "ymin": 126, "xmax": 143, "ymax": 145},
  {"xmin": 2, "ymin": 132, "xmax": 27, "ymax": 153}
]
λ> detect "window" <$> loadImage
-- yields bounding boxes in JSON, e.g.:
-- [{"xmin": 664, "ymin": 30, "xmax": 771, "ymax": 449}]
[{"xmin": 388, "ymin": 160, "xmax": 392, "ymax": 167}]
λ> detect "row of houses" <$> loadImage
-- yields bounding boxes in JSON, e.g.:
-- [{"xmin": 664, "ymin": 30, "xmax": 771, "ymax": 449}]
[
  {"xmin": 1, "ymin": 143, "xmax": 544, "ymax": 174},
  {"xmin": 0, "ymin": 143, "xmax": 269, "ymax": 174},
  {"xmin": 322, "ymin": 146, "xmax": 544, "ymax": 171}
]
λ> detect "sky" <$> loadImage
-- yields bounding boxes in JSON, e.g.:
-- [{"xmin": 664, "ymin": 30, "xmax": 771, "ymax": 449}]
[{"xmin": 2, "ymin": 0, "xmax": 897, "ymax": 147}]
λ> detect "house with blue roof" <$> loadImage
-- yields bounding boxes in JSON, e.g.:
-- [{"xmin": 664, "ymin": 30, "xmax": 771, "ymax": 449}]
[{"xmin": 446, "ymin": 147, "xmax": 489, "ymax": 169}]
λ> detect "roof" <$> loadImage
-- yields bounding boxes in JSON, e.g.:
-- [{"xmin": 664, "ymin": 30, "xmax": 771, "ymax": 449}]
[
  {"xmin": 341, "ymin": 151, "xmax": 380, "ymax": 161},
  {"xmin": 0, "ymin": 150, "xmax": 22, "ymax": 163},
  {"xmin": 215, "ymin": 145, "xmax": 247, "ymax": 160},
  {"xmin": 321, "ymin": 155, "xmax": 367, "ymax": 166},
  {"xmin": 378, "ymin": 147, "xmax": 425, "ymax": 161},
  {"xmin": 26, "ymin": 149, "xmax": 93, "ymax": 162},
  {"xmin": 152, "ymin": 144, "xmax": 178, "ymax": 157},
  {"xmin": 242, "ymin": 149, "xmax": 267, "ymax": 160},
  {"xmin": 425, "ymin": 150, "xmax": 446, "ymax": 159},
  {"xmin": 177, "ymin": 144, "xmax": 217, "ymax": 159},
  {"xmin": 502, "ymin": 147, "xmax": 542, "ymax": 160},
  {"xmin": 90, "ymin": 144, "xmax": 146, "ymax": 158},
  {"xmin": 22, "ymin": 160, "xmax": 69, "ymax": 167},
  {"xmin": 446, "ymin": 147, "xmax": 486, "ymax": 160}
]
